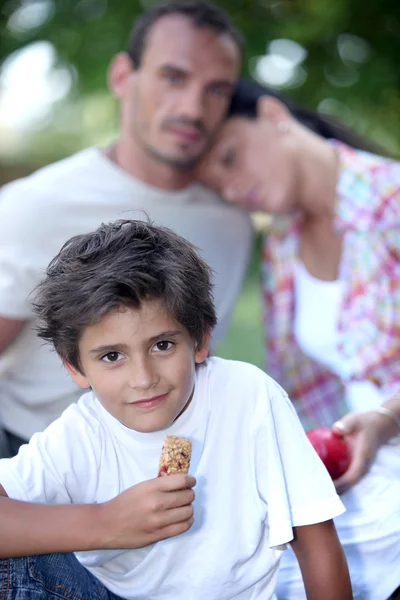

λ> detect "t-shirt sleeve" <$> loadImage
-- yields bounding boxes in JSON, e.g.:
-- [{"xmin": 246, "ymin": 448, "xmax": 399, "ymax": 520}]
[
  {"xmin": 255, "ymin": 381, "xmax": 345, "ymax": 549},
  {"xmin": 0, "ymin": 403, "xmax": 101, "ymax": 504}
]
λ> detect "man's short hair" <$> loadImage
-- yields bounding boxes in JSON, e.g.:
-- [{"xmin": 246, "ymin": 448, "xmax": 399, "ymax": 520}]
[
  {"xmin": 33, "ymin": 219, "xmax": 217, "ymax": 373},
  {"xmin": 127, "ymin": 1, "xmax": 244, "ymax": 67}
]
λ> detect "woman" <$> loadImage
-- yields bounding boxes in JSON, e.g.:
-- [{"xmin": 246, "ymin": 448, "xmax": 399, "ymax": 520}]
[{"xmin": 199, "ymin": 79, "xmax": 400, "ymax": 600}]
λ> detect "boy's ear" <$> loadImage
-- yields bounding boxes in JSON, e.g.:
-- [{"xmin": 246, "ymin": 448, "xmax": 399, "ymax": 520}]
[
  {"xmin": 257, "ymin": 95, "xmax": 290, "ymax": 124},
  {"xmin": 195, "ymin": 332, "xmax": 211, "ymax": 364},
  {"xmin": 63, "ymin": 360, "xmax": 90, "ymax": 389}
]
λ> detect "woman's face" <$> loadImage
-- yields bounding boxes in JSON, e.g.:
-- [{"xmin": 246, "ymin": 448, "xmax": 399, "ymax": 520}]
[{"xmin": 198, "ymin": 115, "xmax": 298, "ymax": 214}]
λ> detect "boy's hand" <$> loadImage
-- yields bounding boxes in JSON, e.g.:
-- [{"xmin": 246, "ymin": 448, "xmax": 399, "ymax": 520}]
[{"xmin": 99, "ymin": 474, "xmax": 196, "ymax": 549}]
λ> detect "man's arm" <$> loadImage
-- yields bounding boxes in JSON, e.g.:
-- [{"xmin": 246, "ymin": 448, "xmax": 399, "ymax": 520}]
[
  {"xmin": 0, "ymin": 315, "xmax": 26, "ymax": 355},
  {"xmin": 0, "ymin": 475, "xmax": 195, "ymax": 557},
  {"xmin": 290, "ymin": 520, "xmax": 353, "ymax": 600}
]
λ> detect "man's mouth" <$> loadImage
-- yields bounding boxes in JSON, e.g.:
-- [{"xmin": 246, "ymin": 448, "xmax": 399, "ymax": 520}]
[{"xmin": 168, "ymin": 127, "xmax": 203, "ymax": 144}]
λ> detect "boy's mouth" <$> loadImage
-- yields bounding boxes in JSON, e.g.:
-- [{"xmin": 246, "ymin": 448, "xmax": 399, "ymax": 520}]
[{"xmin": 130, "ymin": 393, "xmax": 169, "ymax": 409}]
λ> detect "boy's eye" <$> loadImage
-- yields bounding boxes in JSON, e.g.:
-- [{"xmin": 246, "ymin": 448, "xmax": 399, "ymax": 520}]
[
  {"xmin": 101, "ymin": 352, "xmax": 123, "ymax": 363},
  {"xmin": 154, "ymin": 340, "xmax": 174, "ymax": 352}
]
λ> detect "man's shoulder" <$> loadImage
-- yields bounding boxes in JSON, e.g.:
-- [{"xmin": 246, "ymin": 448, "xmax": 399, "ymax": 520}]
[
  {"xmin": 0, "ymin": 148, "xmax": 100, "ymax": 204},
  {"xmin": 190, "ymin": 183, "xmax": 222, "ymax": 202},
  {"xmin": 190, "ymin": 183, "xmax": 252, "ymax": 218},
  {"xmin": 0, "ymin": 148, "xmax": 106, "ymax": 239}
]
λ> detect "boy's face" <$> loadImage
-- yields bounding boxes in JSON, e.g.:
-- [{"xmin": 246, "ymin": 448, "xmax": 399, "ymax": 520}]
[{"xmin": 65, "ymin": 299, "xmax": 209, "ymax": 433}]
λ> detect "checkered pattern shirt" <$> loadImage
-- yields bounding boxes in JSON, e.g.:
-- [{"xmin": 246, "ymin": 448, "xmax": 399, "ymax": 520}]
[{"xmin": 263, "ymin": 141, "xmax": 400, "ymax": 429}]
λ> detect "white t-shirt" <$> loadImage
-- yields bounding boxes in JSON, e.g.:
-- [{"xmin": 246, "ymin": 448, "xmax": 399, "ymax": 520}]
[
  {"xmin": 0, "ymin": 149, "xmax": 253, "ymax": 438},
  {"xmin": 0, "ymin": 357, "xmax": 344, "ymax": 600},
  {"xmin": 293, "ymin": 260, "xmax": 386, "ymax": 411}
]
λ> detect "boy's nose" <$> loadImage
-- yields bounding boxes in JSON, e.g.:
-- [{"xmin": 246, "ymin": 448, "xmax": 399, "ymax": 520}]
[{"xmin": 128, "ymin": 359, "xmax": 159, "ymax": 391}]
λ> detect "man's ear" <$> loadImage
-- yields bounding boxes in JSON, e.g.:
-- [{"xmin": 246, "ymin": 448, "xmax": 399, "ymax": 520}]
[
  {"xmin": 63, "ymin": 360, "xmax": 90, "ymax": 389},
  {"xmin": 107, "ymin": 52, "xmax": 135, "ymax": 99},
  {"xmin": 195, "ymin": 332, "xmax": 211, "ymax": 364},
  {"xmin": 257, "ymin": 95, "xmax": 291, "ymax": 125}
]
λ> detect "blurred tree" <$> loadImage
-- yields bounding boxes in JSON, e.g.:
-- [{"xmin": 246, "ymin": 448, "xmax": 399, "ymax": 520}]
[{"xmin": 1, "ymin": 0, "xmax": 400, "ymax": 159}]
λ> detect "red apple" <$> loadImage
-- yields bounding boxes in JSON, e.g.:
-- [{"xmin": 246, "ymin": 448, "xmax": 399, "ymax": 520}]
[{"xmin": 306, "ymin": 427, "xmax": 351, "ymax": 480}]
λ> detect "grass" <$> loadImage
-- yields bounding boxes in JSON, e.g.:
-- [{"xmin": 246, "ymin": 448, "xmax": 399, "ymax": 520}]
[{"xmin": 215, "ymin": 234, "xmax": 264, "ymax": 369}]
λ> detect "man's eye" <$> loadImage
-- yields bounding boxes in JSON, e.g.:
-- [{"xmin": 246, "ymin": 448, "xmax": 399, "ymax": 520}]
[
  {"xmin": 165, "ymin": 73, "xmax": 183, "ymax": 85},
  {"xmin": 154, "ymin": 341, "xmax": 173, "ymax": 352},
  {"xmin": 208, "ymin": 87, "xmax": 230, "ymax": 98},
  {"xmin": 101, "ymin": 352, "xmax": 122, "ymax": 363}
]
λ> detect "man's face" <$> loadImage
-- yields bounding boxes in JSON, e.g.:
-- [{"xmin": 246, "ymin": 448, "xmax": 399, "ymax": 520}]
[
  {"xmin": 113, "ymin": 15, "xmax": 241, "ymax": 169},
  {"xmin": 65, "ymin": 299, "xmax": 209, "ymax": 433}
]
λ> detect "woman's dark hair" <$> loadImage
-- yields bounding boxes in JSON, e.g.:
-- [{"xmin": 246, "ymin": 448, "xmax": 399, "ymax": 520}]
[
  {"xmin": 229, "ymin": 78, "xmax": 386, "ymax": 154},
  {"xmin": 33, "ymin": 219, "xmax": 217, "ymax": 373}
]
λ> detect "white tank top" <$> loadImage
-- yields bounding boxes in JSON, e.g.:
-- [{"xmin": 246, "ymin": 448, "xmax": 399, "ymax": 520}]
[{"xmin": 293, "ymin": 260, "xmax": 384, "ymax": 412}]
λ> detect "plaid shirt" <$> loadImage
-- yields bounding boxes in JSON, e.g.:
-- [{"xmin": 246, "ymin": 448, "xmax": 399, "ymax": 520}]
[{"xmin": 263, "ymin": 141, "xmax": 400, "ymax": 429}]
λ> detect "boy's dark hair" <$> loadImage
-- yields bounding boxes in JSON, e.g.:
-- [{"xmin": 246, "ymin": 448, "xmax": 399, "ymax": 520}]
[
  {"xmin": 127, "ymin": 1, "xmax": 244, "ymax": 68},
  {"xmin": 33, "ymin": 219, "xmax": 217, "ymax": 373}
]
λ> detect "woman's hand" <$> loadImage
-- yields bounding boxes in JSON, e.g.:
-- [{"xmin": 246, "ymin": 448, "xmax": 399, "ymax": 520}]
[{"xmin": 331, "ymin": 411, "xmax": 389, "ymax": 494}]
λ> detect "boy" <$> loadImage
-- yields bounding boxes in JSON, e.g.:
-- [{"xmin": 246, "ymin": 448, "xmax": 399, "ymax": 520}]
[{"xmin": 0, "ymin": 220, "xmax": 352, "ymax": 599}]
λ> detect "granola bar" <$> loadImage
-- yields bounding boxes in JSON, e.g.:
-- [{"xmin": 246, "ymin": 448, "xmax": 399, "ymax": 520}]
[{"xmin": 158, "ymin": 435, "xmax": 192, "ymax": 477}]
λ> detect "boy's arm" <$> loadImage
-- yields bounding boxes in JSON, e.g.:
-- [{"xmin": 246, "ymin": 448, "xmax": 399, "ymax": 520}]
[
  {"xmin": 0, "ymin": 476, "xmax": 195, "ymax": 558},
  {"xmin": 290, "ymin": 520, "xmax": 353, "ymax": 600},
  {"xmin": 0, "ymin": 483, "xmax": 103, "ymax": 556}
]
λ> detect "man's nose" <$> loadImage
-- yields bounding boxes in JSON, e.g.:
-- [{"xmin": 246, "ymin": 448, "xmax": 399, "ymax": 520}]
[{"xmin": 179, "ymin": 86, "xmax": 205, "ymax": 122}]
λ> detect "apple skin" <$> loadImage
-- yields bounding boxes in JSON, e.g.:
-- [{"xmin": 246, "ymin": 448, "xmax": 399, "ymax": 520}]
[{"xmin": 306, "ymin": 427, "xmax": 352, "ymax": 480}]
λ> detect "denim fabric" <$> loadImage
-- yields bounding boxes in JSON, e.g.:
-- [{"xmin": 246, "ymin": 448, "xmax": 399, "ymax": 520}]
[
  {"xmin": 0, "ymin": 429, "xmax": 27, "ymax": 459},
  {"xmin": 0, "ymin": 426, "xmax": 10, "ymax": 459},
  {"xmin": 0, "ymin": 553, "xmax": 123, "ymax": 599}
]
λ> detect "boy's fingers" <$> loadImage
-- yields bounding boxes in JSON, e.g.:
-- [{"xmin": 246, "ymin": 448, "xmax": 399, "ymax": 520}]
[
  {"xmin": 156, "ymin": 516, "xmax": 195, "ymax": 542},
  {"xmin": 163, "ymin": 488, "xmax": 195, "ymax": 510},
  {"xmin": 156, "ymin": 474, "xmax": 196, "ymax": 491},
  {"xmin": 158, "ymin": 505, "xmax": 194, "ymax": 528}
]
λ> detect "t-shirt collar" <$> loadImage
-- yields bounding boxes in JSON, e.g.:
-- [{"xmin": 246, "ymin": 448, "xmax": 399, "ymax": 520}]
[{"xmin": 92, "ymin": 366, "xmax": 204, "ymax": 448}]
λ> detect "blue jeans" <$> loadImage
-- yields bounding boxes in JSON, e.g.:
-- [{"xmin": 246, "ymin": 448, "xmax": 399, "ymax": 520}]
[
  {"xmin": 0, "ymin": 553, "xmax": 123, "ymax": 599},
  {"xmin": 0, "ymin": 427, "xmax": 27, "ymax": 458}
]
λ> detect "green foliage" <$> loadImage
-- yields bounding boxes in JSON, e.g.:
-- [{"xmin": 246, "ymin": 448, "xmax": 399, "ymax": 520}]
[
  {"xmin": 1, "ymin": 0, "xmax": 400, "ymax": 156},
  {"xmin": 216, "ymin": 232, "xmax": 264, "ymax": 367}
]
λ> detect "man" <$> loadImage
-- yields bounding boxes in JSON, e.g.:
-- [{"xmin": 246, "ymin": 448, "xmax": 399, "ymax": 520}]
[{"xmin": 0, "ymin": 1, "xmax": 253, "ymax": 456}]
